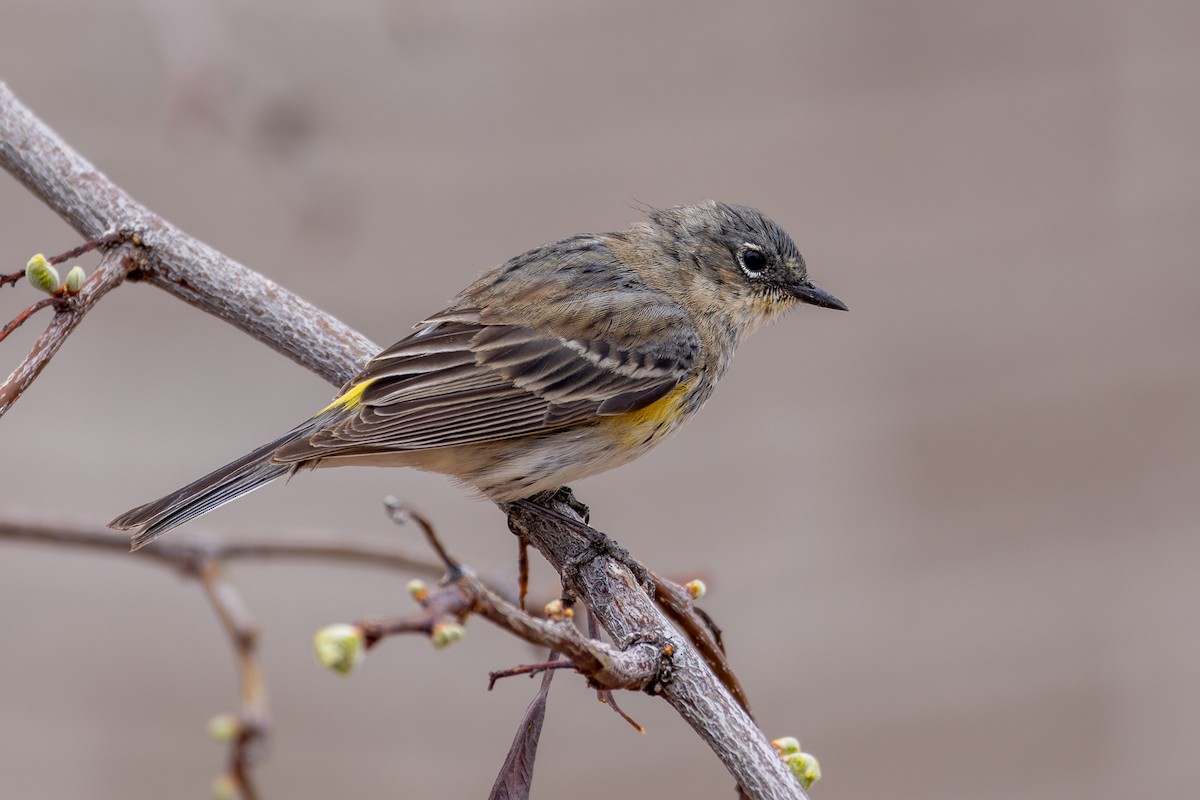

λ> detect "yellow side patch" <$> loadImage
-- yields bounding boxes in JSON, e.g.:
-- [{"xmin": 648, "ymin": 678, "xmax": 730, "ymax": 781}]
[
  {"xmin": 607, "ymin": 382, "xmax": 690, "ymax": 446},
  {"xmin": 321, "ymin": 379, "xmax": 374, "ymax": 413}
]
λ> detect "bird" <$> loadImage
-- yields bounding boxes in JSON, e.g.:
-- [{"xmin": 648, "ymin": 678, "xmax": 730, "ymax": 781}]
[{"xmin": 110, "ymin": 201, "xmax": 846, "ymax": 550}]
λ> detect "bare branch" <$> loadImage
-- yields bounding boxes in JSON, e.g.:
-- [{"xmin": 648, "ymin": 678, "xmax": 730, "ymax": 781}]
[
  {"xmin": 487, "ymin": 659, "xmax": 575, "ymax": 690},
  {"xmin": 587, "ymin": 609, "xmax": 646, "ymax": 733},
  {"xmin": 357, "ymin": 571, "xmax": 666, "ymax": 693},
  {"xmin": 1, "ymin": 247, "xmax": 135, "ymax": 416},
  {"xmin": 0, "ymin": 296, "xmax": 58, "ymax": 344},
  {"xmin": 0, "ymin": 81, "xmax": 378, "ymax": 387},
  {"xmin": 0, "ymin": 511, "xmax": 448, "ymax": 796},
  {"xmin": 653, "ymin": 570, "xmax": 752, "ymax": 715},
  {"xmin": 0, "ymin": 231, "xmax": 128, "ymax": 349},
  {"xmin": 383, "ymin": 497, "xmax": 461, "ymax": 573},
  {"xmin": 196, "ymin": 561, "xmax": 267, "ymax": 800},
  {"xmin": 506, "ymin": 499, "xmax": 807, "ymax": 799},
  {"xmin": 0, "ymin": 510, "xmax": 443, "ymax": 578},
  {"xmin": 468, "ymin": 575, "xmax": 665, "ymax": 691},
  {"xmin": 44, "ymin": 231, "xmax": 126, "ymax": 265}
]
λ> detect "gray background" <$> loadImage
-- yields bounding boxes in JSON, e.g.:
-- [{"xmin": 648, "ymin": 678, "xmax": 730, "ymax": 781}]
[{"xmin": 2, "ymin": 1, "xmax": 1198, "ymax": 798}]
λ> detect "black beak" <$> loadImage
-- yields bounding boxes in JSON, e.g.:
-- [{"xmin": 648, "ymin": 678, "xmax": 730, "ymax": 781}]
[{"xmin": 788, "ymin": 280, "xmax": 848, "ymax": 311}]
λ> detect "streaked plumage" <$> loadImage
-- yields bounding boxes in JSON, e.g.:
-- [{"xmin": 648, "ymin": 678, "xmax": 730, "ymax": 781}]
[{"xmin": 111, "ymin": 201, "xmax": 845, "ymax": 549}]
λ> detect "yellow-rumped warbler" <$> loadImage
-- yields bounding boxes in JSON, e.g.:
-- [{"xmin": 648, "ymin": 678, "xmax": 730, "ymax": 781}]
[{"xmin": 111, "ymin": 201, "xmax": 846, "ymax": 550}]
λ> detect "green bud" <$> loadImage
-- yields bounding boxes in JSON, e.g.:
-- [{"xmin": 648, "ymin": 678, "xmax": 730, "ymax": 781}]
[
  {"xmin": 771, "ymin": 736, "xmax": 801, "ymax": 756},
  {"xmin": 430, "ymin": 621, "xmax": 464, "ymax": 649},
  {"xmin": 782, "ymin": 751, "xmax": 821, "ymax": 790},
  {"xmin": 64, "ymin": 265, "xmax": 86, "ymax": 293},
  {"xmin": 407, "ymin": 579, "xmax": 429, "ymax": 603},
  {"xmin": 207, "ymin": 713, "xmax": 240, "ymax": 743},
  {"xmin": 211, "ymin": 774, "xmax": 239, "ymax": 800},
  {"xmin": 25, "ymin": 253, "xmax": 60, "ymax": 294},
  {"xmin": 313, "ymin": 623, "xmax": 365, "ymax": 675}
]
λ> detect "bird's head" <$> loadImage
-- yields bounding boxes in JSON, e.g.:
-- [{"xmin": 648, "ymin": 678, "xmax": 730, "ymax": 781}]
[{"xmin": 646, "ymin": 201, "xmax": 846, "ymax": 335}]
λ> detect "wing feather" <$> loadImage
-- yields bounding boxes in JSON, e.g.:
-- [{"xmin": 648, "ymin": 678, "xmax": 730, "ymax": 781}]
[{"xmin": 273, "ymin": 245, "xmax": 699, "ymax": 462}]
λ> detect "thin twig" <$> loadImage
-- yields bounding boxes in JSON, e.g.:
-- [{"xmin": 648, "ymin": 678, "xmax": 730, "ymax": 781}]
[
  {"xmin": 1, "ymin": 247, "xmax": 135, "ymax": 417},
  {"xmin": 359, "ymin": 582, "xmax": 473, "ymax": 647},
  {"xmin": 0, "ymin": 511, "xmax": 451, "ymax": 797},
  {"xmin": 652, "ymin": 571, "xmax": 751, "ymax": 716},
  {"xmin": 467, "ymin": 574, "xmax": 666, "ymax": 692},
  {"xmin": 353, "ymin": 569, "xmax": 666, "ymax": 694},
  {"xmin": 196, "ymin": 561, "xmax": 266, "ymax": 800},
  {"xmin": 0, "ymin": 511, "xmax": 443, "ymax": 578},
  {"xmin": 384, "ymin": 496, "xmax": 460, "ymax": 573},
  {"xmin": 209, "ymin": 540, "xmax": 441, "ymax": 575},
  {"xmin": 487, "ymin": 659, "xmax": 577, "ymax": 690},
  {"xmin": 588, "ymin": 608, "xmax": 646, "ymax": 733},
  {"xmin": 44, "ymin": 230, "xmax": 125, "ymax": 265},
  {"xmin": 0, "ymin": 296, "xmax": 59, "ymax": 344}
]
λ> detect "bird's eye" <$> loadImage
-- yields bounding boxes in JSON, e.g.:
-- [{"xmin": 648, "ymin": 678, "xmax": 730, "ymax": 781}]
[{"xmin": 738, "ymin": 245, "xmax": 768, "ymax": 276}]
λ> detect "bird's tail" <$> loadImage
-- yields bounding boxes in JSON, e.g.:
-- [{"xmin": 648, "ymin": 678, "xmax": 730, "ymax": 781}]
[{"xmin": 109, "ymin": 416, "xmax": 326, "ymax": 551}]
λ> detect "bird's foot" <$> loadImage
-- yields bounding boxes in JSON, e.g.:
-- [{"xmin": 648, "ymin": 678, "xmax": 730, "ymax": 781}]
[
  {"xmin": 512, "ymin": 489, "xmax": 651, "ymax": 595},
  {"xmin": 545, "ymin": 485, "xmax": 590, "ymax": 524}
]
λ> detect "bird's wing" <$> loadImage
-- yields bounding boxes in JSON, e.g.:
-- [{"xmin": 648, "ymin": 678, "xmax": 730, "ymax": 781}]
[{"xmin": 272, "ymin": 305, "xmax": 699, "ymax": 461}]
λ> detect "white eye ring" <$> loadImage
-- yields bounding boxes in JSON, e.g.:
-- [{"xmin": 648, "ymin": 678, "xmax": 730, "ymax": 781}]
[{"xmin": 737, "ymin": 244, "xmax": 768, "ymax": 276}]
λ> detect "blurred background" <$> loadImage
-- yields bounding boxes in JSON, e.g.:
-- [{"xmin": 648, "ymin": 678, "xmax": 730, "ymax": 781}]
[{"xmin": 1, "ymin": 1, "xmax": 1197, "ymax": 798}]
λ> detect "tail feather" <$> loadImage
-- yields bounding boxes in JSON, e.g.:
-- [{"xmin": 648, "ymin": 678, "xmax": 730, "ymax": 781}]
[{"xmin": 109, "ymin": 416, "xmax": 325, "ymax": 551}]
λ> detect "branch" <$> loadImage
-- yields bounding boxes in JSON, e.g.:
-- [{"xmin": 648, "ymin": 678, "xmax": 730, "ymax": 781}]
[
  {"xmin": 0, "ymin": 297, "xmax": 55, "ymax": 343},
  {"xmin": 348, "ymin": 513, "xmax": 664, "ymax": 694},
  {"xmin": 653, "ymin": 570, "xmax": 751, "ymax": 714},
  {"xmin": 0, "ymin": 510, "xmax": 448, "ymax": 797},
  {"xmin": 1, "ymin": 246, "xmax": 135, "ymax": 415},
  {"xmin": 0, "ymin": 510, "xmax": 443, "ymax": 578},
  {"xmin": 336, "ymin": 573, "xmax": 665, "ymax": 694},
  {"xmin": 196, "ymin": 560, "xmax": 267, "ymax": 800},
  {"xmin": 0, "ymin": 81, "xmax": 378, "ymax": 387},
  {"xmin": 506, "ymin": 500, "xmax": 806, "ymax": 799},
  {"xmin": 0, "ymin": 82, "xmax": 807, "ymax": 799}
]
